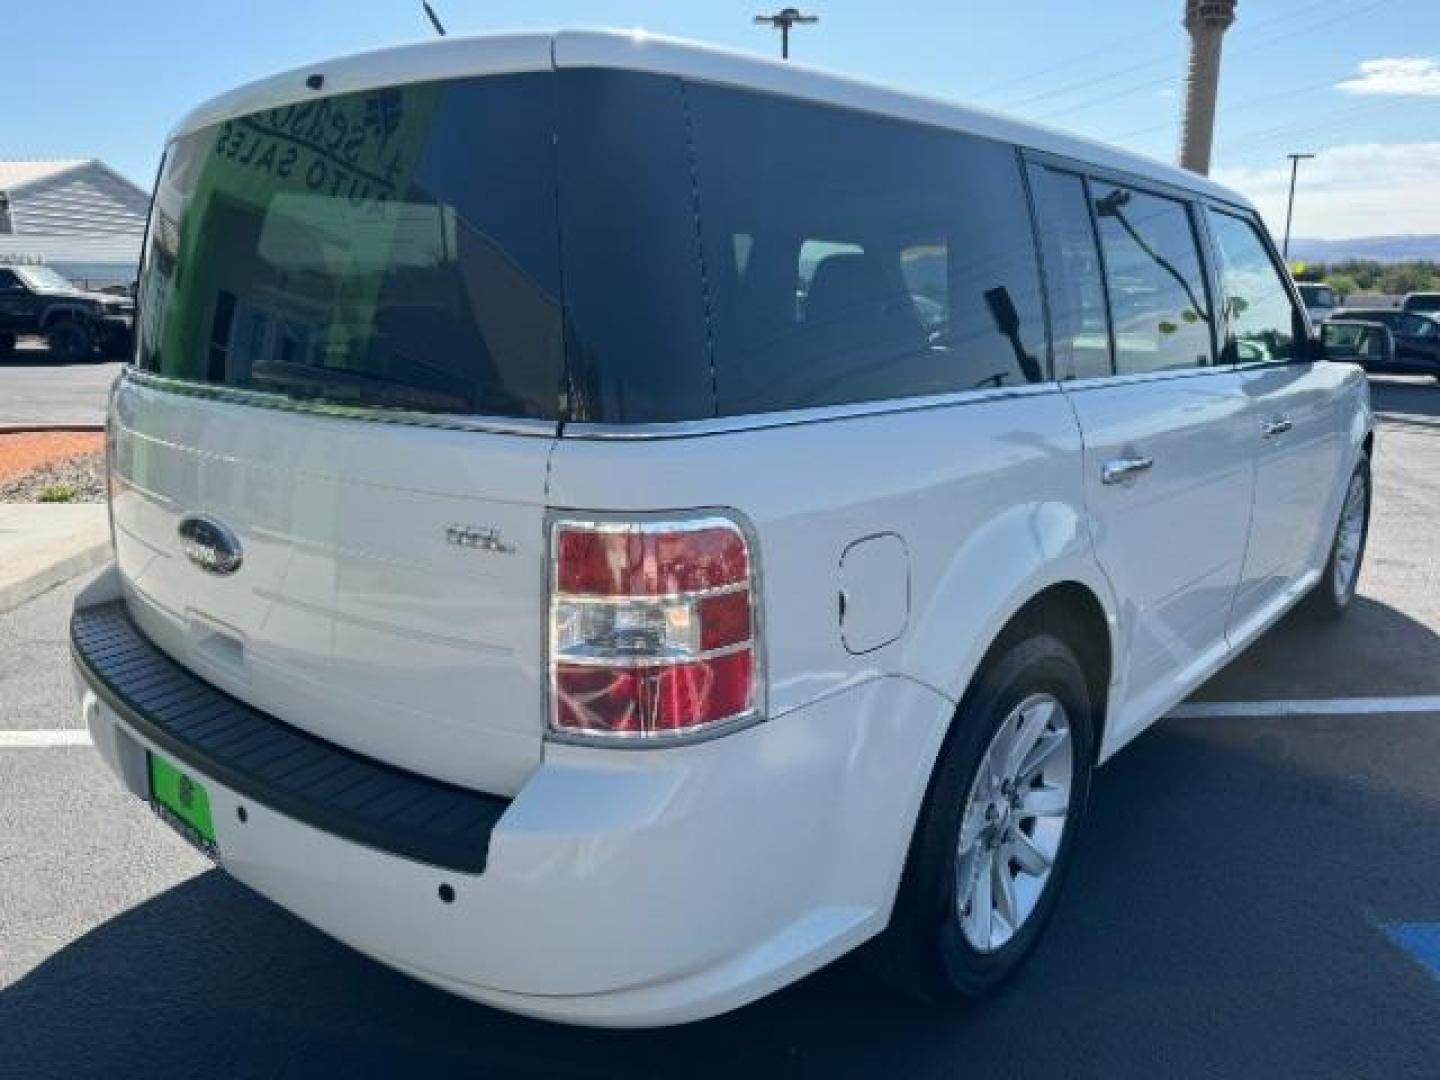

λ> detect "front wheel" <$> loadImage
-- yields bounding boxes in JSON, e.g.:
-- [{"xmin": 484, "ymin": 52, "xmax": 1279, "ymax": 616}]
[
  {"xmin": 46, "ymin": 320, "xmax": 94, "ymax": 363},
  {"xmin": 1306, "ymin": 454, "xmax": 1371, "ymax": 619},
  {"xmin": 869, "ymin": 633, "xmax": 1095, "ymax": 1001}
]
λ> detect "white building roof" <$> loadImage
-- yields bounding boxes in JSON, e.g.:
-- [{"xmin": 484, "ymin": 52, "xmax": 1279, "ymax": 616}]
[
  {"xmin": 170, "ymin": 29, "xmax": 1253, "ymax": 211},
  {"xmin": 0, "ymin": 159, "xmax": 92, "ymax": 193}
]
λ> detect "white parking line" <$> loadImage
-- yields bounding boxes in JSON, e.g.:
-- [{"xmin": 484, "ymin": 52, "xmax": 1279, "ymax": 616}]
[
  {"xmin": 0, "ymin": 729, "xmax": 93, "ymax": 748},
  {"xmin": 1170, "ymin": 696, "xmax": 1440, "ymax": 719}
]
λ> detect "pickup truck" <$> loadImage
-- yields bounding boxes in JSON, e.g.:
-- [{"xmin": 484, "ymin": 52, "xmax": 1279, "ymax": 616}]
[{"xmin": 0, "ymin": 264, "xmax": 134, "ymax": 361}]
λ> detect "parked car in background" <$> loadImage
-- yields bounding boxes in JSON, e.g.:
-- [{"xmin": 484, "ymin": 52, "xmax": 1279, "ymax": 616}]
[
  {"xmin": 1402, "ymin": 292, "xmax": 1440, "ymax": 314},
  {"xmin": 0, "ymin": 264, "xmax": 134, "ymax": 361},
  {"xmin": 71, "ymin": 30, "xmax": 1376, "ymax": 1027},
  {"xmin": 1297, "ymin": 282, "xmax": 1338, "ymax": 323},
  {"xmin": 1331, "ymin": 307, "xmax": 1440, "ymax": 381}
]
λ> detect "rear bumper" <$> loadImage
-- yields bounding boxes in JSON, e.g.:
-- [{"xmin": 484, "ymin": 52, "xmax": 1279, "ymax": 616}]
[{"xmin": 74, "ymin": 568, "xmax": 953, "ymax": 1026}]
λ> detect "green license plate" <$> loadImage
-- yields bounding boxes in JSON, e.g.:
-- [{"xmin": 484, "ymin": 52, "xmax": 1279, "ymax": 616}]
[{"xmin": 148, "ymin": 753, "xmax": 217, "ymax": 852}]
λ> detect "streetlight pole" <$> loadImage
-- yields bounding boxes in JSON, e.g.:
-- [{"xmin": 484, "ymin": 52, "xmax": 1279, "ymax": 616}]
[
  {"xmin": 1282, "ymin": 152, "xmax": 1315, "ymax": 261},
  {"xmin": 753, "ymin": 8, "xmax": 819, "ymax": 60}
]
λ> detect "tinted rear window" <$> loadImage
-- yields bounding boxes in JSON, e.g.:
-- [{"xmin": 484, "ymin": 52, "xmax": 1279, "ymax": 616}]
[
  {"xmin": 686, "ymin": 82, "xmax": 1047, "ymax": 414},
  {"xmin": 140, "ymin": 70, "xmax": 1051, "ymax": 425},
  {"xmin": 137, "ymin": 75, "xmax": 564, "ymax": 418}
]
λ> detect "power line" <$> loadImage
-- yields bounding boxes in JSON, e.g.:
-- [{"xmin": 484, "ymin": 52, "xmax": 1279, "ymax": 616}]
[
  {"xmin": 978, "ymin": 19, "xmax": 1180, "ymax": 102},
  {"xmin": 1104, "ymin": 73, "xmax": 1346, "ymax": 143},
  {"xmin": 1028, "ymin": 0, "xmax": 1394, "ymax": 124},
  {"xmin": 1217, "ymin": 97, "xmax": 1438, "ymax": 162},
  {"xmin": 983, "ymin": 0, "xmax": 1340, "ymax": 111}
]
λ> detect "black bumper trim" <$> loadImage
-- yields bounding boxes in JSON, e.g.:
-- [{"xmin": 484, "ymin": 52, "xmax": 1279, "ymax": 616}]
[{"xmin": 72, "ymin": 601, "xmax": 508, "ymax": 873}]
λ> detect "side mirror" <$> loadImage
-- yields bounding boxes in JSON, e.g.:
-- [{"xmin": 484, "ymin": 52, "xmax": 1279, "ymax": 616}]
[{"xmin": 1320, "ymin": 320, "xmax": 1394, "ymax": 367}]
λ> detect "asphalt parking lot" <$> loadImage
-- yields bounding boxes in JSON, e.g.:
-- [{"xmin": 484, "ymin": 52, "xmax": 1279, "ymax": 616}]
[
  {"xmin": 0, "ymin": 344, "xmax": 122, "ymax": 427},
  {"xmin": 2, "ymin": 378, "xmax": 1438, "ymax": 1078}
]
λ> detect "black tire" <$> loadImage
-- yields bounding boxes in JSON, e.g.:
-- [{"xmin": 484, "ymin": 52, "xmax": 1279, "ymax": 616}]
[
  {"xmin": 1305, "ymin": 453, "xmax": 1371, "ymax": 620},
  {"xmin": 46, "ymin": 320, "xmax": 94, "ymax": 363},
  {"xmin": 866, "ymin": 632, "xmax": 1095, "ymax": 1001},
  {"xmin": 0, "ymin": 332, "xmax": 15, "ymax": 359}
]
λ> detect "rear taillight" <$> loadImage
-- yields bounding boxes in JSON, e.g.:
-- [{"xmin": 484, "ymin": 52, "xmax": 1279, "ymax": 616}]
[{"xmin": 548, "ymin": 515, "xmax": 762, "ymax": 742}]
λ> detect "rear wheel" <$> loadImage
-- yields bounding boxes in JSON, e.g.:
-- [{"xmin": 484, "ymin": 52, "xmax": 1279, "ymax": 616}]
[
  {"xmin": 1306, "ymin": 454, "xmax": 1371, "ymax": 619},
  {"xmin": 869, "ymin": 633, "xmax": 1094, "ymax": 1000},
  {"xmin": 46, "ymin": 320, "xmax": 93, "ymax": 363}
]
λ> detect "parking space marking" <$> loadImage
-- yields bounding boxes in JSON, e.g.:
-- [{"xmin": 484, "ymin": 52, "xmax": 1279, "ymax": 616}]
[
  {"xmin": 1384, "ymin": 924, "xmax": 1440, "ymax": 985},
  {"xmin": 0, "ymin": 729, "xmax": 92, "ymax": 749},
  {"xmin": 1169, "ymin": 696, "xmax": 1440, "ymax": 720}
]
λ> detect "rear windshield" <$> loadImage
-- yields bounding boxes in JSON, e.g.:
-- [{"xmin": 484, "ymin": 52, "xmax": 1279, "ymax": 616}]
[
  {"xmin": 137, "ymin": 74, "xmax": 564, "ymax": 418},
  {"xmin": 139, "ymin": 69, "xmax": 1046, "ymax": 424}
]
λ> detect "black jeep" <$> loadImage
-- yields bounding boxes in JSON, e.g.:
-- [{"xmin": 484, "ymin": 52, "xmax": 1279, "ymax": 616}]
[{"xmin": 0, "ymin": 264, "xmax": 135, "ymax": 362}]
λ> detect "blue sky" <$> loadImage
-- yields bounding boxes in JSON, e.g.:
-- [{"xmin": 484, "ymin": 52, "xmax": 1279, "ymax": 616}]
[{"xmin": 5, "ymin": 0, "xmax": 1437, "ymax": 238}]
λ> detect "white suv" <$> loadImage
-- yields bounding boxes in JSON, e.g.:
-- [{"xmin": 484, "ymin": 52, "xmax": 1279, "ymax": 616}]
[{"xmin": 72, "ymin": 31, "xmax": 1373, "ymax": 1027}]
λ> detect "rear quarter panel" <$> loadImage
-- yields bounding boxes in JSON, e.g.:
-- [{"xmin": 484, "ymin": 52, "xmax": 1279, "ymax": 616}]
[{"xmin": 549, "ymin": 391, "xmax": 1114, "ymax": 739}]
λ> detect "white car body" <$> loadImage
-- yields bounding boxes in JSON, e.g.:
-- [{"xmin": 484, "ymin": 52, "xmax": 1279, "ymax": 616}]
[{"xmin": 74, "ymin": 30, "xmax": 1372, "ymax": 1026}]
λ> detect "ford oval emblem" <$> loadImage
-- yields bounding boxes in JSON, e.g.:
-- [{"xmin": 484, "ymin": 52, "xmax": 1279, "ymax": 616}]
[{"xmin": 178, "ymin": 514, "xmax": 243, "ymax": 576}]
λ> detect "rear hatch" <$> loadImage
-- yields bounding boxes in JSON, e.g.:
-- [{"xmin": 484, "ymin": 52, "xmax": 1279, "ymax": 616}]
[{"xmin": 113, "ymin": 64, "xmax": 564, "ymax": 796}]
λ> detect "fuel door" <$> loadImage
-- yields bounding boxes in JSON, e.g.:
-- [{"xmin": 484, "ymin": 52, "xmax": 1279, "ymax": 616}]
[{"xmin": 839, "ymin": 533, "xmax": 910, "ymax": 655}]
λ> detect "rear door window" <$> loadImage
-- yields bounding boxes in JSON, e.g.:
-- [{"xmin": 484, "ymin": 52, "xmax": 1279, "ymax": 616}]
[
  {"xmin": 1091, "ymin": 184, "xmax": 1214, "ymax": 374},
  {"xmin": 1027, "ymin": 165, "xmax": 1113, "ymax": 381},
  {"xmin": 686, "ymin": 83, "xmax": 1047, "ymax": 415},
  {"xmin": 137, "ymin": 74, "xmax": 565, "ymax": 419},
  {"xmin": 1205, "ymin": 208, "xmax": 1303, "ymax": 364}
]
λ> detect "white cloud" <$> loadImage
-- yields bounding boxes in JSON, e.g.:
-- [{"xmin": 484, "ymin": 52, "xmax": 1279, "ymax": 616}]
[
  {"xmin": 1337, "ymin": 57, "xmax": 1440, "ymax": 96},
  {"xmin": 1212, "ymin": 142, "xmax": 1440, "ymax": 239}
]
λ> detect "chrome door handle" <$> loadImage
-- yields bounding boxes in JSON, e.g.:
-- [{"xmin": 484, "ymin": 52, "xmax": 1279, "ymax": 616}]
[
  {"xmin": 1263, "ymin": 418, "xmax": 1293, "ymax": 438},
  {"xmin": 1101, "ymin": 455, "xmax": 1155, "ymax": 485}
]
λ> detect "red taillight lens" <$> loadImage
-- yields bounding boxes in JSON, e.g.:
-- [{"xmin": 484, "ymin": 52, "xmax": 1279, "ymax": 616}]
[
  {"xmin": 549, "ymin": 517, "xmax": 761, "ymax": 741},
  {"xmin": 555, "ymin": 523, "xmax": 749, "ymax": 596}
]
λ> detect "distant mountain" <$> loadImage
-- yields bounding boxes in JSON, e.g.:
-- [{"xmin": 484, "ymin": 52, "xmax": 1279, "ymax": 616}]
[{"xmin": 1287, "ymin": 235, "xmax": 1440, "ymax": 264}]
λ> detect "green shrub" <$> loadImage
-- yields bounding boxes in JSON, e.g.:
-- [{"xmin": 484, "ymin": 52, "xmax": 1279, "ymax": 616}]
[{"xmin": 37, "ymin": 483, "xmax": 76, "ymax": 504}]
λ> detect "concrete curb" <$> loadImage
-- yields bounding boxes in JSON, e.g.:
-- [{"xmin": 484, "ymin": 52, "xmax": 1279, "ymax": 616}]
[
  {"xmin": 0, "ymin": 423, "xmax": 106, "ymax": 435},
  {"xmin": 0, "ymin": 504, "xmax": 111, "ymax": 614},
  {"xmin": 0, "ymin": 538, "xmax": 110, "ymax": 614}
]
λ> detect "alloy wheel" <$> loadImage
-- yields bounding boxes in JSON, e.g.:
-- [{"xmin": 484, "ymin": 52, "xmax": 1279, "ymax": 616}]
[
  {"xmin": 1332, "ymin": 469, "xmax": 1368, "ymax": 604},
  {"xmin": 955, "ymin": 692, "xmax": 1074, "ymax": 953}
]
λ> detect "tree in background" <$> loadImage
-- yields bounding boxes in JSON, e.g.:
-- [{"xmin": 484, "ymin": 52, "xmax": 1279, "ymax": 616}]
[{"xmin": 1293, "ymin": 260, "xmax": 1440, "ymax": 297}]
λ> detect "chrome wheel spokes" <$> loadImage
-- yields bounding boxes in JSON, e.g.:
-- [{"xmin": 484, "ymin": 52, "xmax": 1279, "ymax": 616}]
[
  {"xmin": 1333, "ymin": 471, "xmax": 1367, "ymax": 602},
  {"xmin": 955, "ymin": 693, "xmax": 1074, "ymax": 954}
]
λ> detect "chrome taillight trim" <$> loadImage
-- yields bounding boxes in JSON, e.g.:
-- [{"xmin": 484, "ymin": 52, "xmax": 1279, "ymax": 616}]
[{"xmin": 544, "ymin": 510, "xmax": 767, "ymax": 748}]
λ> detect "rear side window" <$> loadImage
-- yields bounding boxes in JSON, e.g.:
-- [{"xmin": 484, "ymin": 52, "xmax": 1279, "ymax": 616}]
[
  {"xmin": 1027, "ymin": 165, "xmax": 1113, "ymax": 381},
  {"xmin": 687, "ymin": 83, "xmax": 1047, "ymax": 414},
  {"xmin": 137, "ymin": 75, "xmax": 564, "ymax": 418},
  {"xmin": 556, "ymin": 71, "xmax": 714, "ymax": 423},
  {"xmin": 1205, "ymin": 209, "xmax": 1302, "ymax": 364},
  {"xmin": 1092, "ymin": 184, "xmax": 1213, "ymax": 374}
]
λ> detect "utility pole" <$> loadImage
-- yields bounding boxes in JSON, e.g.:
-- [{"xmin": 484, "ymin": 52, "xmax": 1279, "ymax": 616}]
[
  {"xmin": 1178, "ymin": 0, "xmax": 1237, "ymax": 176},
  {"xmin": 753, "ymin": 8, "xmax": 819, "ymax": 60},
  {"xmin": 1282, "ymin": 152, "xmax": 1315, "ymax": 261}
]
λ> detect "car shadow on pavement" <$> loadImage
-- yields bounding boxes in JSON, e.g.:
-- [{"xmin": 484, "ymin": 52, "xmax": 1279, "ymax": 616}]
[
  {"xmin": 1193, "ymin": 595, "xmax": 1440, "ymax": 702},
  {"xmin": 6, "ymin": 713, "xmax": 1440, "ymax": 1079}
]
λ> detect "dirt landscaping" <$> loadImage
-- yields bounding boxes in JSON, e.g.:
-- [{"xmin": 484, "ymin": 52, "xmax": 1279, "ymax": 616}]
[{"xmin": 0, "ymin": 432, "xmax": 106, "ymax": 502}]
